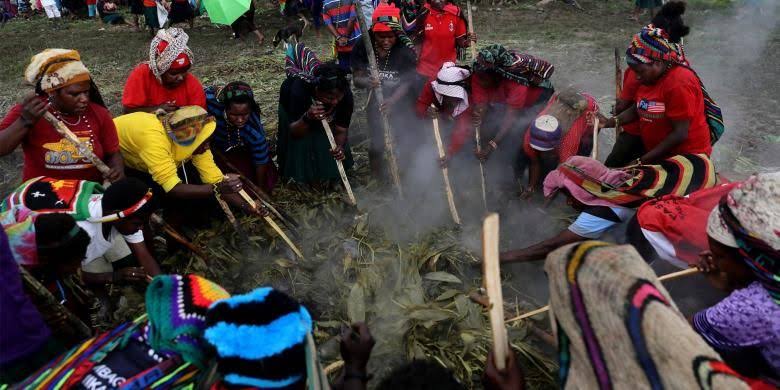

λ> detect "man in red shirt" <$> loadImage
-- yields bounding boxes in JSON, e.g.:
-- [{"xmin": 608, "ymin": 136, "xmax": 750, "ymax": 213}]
[
  {"xmin": 122, "ymin": 27, "xmax": 206, "ymax": 114},
  {"xmin": 0, "ymin": 49, "xmax": 123, "ymax": 183},
  {"xmin": 415, "ymin": 0, "xmax": 470, "ymax": 80}
]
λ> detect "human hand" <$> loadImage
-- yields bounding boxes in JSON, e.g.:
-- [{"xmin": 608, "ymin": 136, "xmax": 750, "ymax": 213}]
[
  {"xmin": 427, "ymin": 105, "xmax": 439, "ymax": 119},
  {"xmin": 217, "ymin": 174, "xmax": 243, "ymax": 194},
  {"xmin": 696, "ymin": 250, "xmax": 729, "ymax": 290},
  {"xmin": 472, "ymin": 108, "xmax": 485, "ymax": 128},
  {"xmin": 439, "ymin": 154, "xmax": 450, "ymax": 168},
  {"xmin": 113, "ymin": 267, "xmax": 149, "ymax": 283},
  {"xmin": 518, "ymin": 186, "xmax": 535, "ymax": 200},
  {"xmin": 340, "ymin": 322, "xmax": 375, "ymax": 370},
  {"xmin": 104, "ymin": 166, "xmax": 125, "ymax": 183},
  {"xmin": 475, "ymin": 145, "xmax": 492, "ymax": 162},
  {"xmin": 21, "ymin": 93, "xmax": 48, "ymax": 125},
  {"xmin": 306, "ymin": 101, "xmax": 328, "ymax": 121},
  {"xmin": 468, "ymin": 32, "xmax": 478, "ymax": 42},
  {"xmin": 483, "ymin": 347, "xmax": 525, "ymax": 390},
  {"xmin": 158, "ymin": 101, "xmax": 178, "ymax": 113},
  {"xmin": 369, "ymin": 77, "xmax": 381, "ymax": 89},
  {"xmin": 337, "ymin": 36, "xmax": 349, "ymax": 46},
  {"xmin": 331, "ymin": 145, "xmax": 346, "ymax": 161},
  {"xmin": 588, "ymin": 112, "xmax": 609, "ymax": 129}
]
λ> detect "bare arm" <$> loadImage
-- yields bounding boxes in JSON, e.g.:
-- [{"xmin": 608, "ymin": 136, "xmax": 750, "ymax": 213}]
[
  {"xmin": 492, "ymin": 107, "xmax": 521, "ymax": 145},
  {"xmin": 0, "ymin": 95, "xmax": 47, "ymax": 155},
  {"xmin": 127, "ymin": 241, "xmax": 161, "ymax": 276},
  {"xmin": 499, "ymin": 229, "xmax": 585, "ymax": 264}
]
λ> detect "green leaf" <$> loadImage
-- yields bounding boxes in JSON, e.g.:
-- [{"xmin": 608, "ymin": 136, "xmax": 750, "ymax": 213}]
[
  {"xmin": 347, "ymin": 283, "xmax": 366, "ymax": 323},
  {"xmin": 423, "ymin": 272, "xmax": 462, "ymax": 284},
  {"xmin": 435, "ymin": 289, "xmax": 461, "ymax": 301}
]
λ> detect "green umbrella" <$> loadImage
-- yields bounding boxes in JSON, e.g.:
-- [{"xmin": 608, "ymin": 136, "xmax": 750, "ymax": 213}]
[{"xmin": 202, "ymin": 0, "xmax": 250, "ymax": 25}]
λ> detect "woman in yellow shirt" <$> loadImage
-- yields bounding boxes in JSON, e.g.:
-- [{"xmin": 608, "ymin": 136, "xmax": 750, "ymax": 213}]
[{"xmin": 114, "ymin": 106, "xmax": 259, "ymax": 223}]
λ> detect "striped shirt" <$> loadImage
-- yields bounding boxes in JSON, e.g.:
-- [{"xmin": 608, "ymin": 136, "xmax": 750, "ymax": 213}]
[
  {"xmin": 205, "ymin": 87, "xmax": 271, "ymax": 166},
  {"xmin": 322, "ymin": 0, "xmax": 361, "ymax": 52}
]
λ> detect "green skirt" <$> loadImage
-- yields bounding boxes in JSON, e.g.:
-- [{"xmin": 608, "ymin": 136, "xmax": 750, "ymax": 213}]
[
  {"xmin": 635, "ymin": 0, "xmax": 662, "ymax": 9},
  {"xmin": 144, "ymin": 6, "xmax": 159, "ymax": 28},
  {"xmin": 277, "ymin": 105, "xmax": 354, "ymax": 184}
]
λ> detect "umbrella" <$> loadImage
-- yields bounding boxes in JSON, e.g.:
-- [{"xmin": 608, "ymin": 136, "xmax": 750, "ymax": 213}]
[{"xmin": 202, "ymin": 0, "xmax": 249, "ymax": 25}]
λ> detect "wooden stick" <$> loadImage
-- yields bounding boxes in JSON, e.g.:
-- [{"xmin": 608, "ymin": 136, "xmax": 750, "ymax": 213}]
[
  {"xmin": 353, "ymin": 0, "xmax": 403, "ymax": 198},
  {"xmin": 482, "ymin": 213, "xmax": 507, "ymax": 370},
  {"xmin": 321, "ymin": 120, "xmax": 357, "ymax": 205},
  {"xmin": 150, "ymin": 214, "xmax": 209, "ymax": 261},
  {"xmin": 591, "ymin": 117, "xmax": 599, "ymax": 160},
  {"xmin": 215, "ymin": 194, "xmax": 242, "ymax": 234},
  {"xmin": 323, "ymin": 360, "xmax": 344, "ymax": 375},
  {"xmin": 614, "ymin": 48, "xmax": 623, "ymax": 135},
  {"xmin": 504, "ymin": 267, "xmax": 700, "ymax": 324},
  {"xmin": 43, "ymin": 112, "xmax": 111, "ymax": 175},
  {"xmin": 475, "ymin": 125, "xmax": 488, "ymax": 210},
  {"xmin": 467, "ymin": 0, "xmax": 477, "ymax": 60},
  {"xmin": 431, "ymin": 111, "xmax": 460, "ymax": 225},
  {"xmin": 212, "ymin": 151, "xmax": 300, "ymax": 231},
  {"xmin": 237, "ymin": 189, "xmax": 304, "ymax": 259},
  {"xmin": 19, "ymin": 266, "xmax": 92, "ymax": 339}
]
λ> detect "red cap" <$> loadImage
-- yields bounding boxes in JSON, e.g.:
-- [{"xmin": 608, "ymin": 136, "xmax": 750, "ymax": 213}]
[{"xmin": 371, "ymin": 3, "xmax": 400, "ymax": 33}]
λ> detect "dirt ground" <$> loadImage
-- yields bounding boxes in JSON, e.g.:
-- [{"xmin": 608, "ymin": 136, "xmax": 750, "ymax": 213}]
[{"xmin": 0, "ymin": 0, "xmax": 778, "ymax": 387}]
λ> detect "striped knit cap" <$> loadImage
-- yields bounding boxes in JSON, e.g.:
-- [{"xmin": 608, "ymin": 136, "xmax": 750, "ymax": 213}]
[
  {"xmin": 205, "ymin": 287, "xmax": 313, "ymax": 389},
  {"xmin": 145, "ymin": 274, "xmax": 230, "ymax": 368}
]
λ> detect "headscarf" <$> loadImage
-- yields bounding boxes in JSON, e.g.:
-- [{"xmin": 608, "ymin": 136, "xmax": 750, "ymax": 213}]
[
  {"xmin": 285, "ymin": 43, "xmax": 322, "ymax": 83},
  {"xmin": 706, "ymin": 172, "xmax": 780, "ymax": 304},
  {"xmin": 205, "ymin": 287, "xmax": 313, "ymax": 389},
  {"xmin": 149, "ymin": 28, "xmax": 194, "ymax": 81},
  {"xmin": 430, "ymin": 62, "xmax": 471, "ymax": 117},
  {"xmin": 24, "ymin": 49, "xmax": 91, "ymax": 93},
  {"xmin": 626, "ymin": 25, "xmax": 725, "ymax": 144},
  {"xmin": 160, "ymin": 105, "xmax": 214, "ymax": 146},
  {"xmin": 1, "ymin": 205, "xmax": 41, "ymax": 267},
  {"xmin": 473, "ymin": 44, "xmax": 554, "ymax": 88},
  {"xmin": 144, "ymin": 274, "xmax": 230, "ymax": 369},
  {"xmin": 371, "ymin": 3, "xmax": 416, "ymax": 55},
  {"xmin": 546, "ymin": 241, "xmax": 757, "ymax": 389}
]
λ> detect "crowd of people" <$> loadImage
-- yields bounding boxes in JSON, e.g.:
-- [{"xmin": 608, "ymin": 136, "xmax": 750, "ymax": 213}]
[{"xmin": 0, "ymin": 0, "xmax": 778, "ymax": 387}]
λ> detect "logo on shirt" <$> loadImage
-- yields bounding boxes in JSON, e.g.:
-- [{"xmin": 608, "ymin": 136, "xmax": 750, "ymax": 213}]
[
  {"xmin": 425, "ymin": 23, "xmax": 433, "ymax": 31},
  {"xmin": 448, "ymin": 20, "xmax": 454, "ymax": 32},
  {"xmin": 42, "ymin": 137, "xmax": 95, "ymax": 170},
  {"xmin": 637, "ymin": 99, "xmax": 665, "ymax": 113}
]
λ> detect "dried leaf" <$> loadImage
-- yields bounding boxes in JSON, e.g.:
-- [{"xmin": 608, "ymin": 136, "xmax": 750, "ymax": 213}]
[
  {"xmin": 407, "ymin": 308, "xmax": 455, "ymax": 323},
  {"xmin": 423, "ymin": 272, "xmax": 462, "ymax": 284}
]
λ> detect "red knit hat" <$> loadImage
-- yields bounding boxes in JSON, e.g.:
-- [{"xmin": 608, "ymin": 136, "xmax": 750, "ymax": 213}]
[{"xmin": 371, "ymin": 3, "xmax": 400, "ymax": 33}]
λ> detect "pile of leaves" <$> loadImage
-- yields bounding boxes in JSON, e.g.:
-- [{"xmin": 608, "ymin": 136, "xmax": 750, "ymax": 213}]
[{"xmin": 156, "ymin": 169, "xmax": 557, "ymax": 388}]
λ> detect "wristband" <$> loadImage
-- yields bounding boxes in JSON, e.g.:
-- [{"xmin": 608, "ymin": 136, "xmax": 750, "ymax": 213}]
[{"xmin": 488, "ymin": 140, "xmax": 498, "ymax": 150}]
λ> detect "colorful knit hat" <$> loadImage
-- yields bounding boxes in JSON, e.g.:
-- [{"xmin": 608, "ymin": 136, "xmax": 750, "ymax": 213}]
[
  {"xmin": 474, "ymin": 44, "xmax": 554, "ymax": 87},
  {"xmin": 707, "ymin": 172, "xmax": 780, "ymax": 304},
  {"xmin": 24, "ymin": 49, "xmax": 91, "ymax": 93},
  {"xmin": 145, "ymin": 274, "xmax": 230, "ymax": 368},
  {"xmin": 371, "ymin": 2, "xmax": 400, "ymax": 33},
  {"xmin": 205, "ymin": 287, "xmax": 313, "ymax": 389},
  {"xmin": 529, "ymin": 114, "xmax": 562, "ymax": 151}
]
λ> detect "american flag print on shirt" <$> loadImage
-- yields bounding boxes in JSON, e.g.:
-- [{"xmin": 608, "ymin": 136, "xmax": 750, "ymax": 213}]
[{"xmin": 638, "ymin": 99, "xmax": 666, "ymax": 113}]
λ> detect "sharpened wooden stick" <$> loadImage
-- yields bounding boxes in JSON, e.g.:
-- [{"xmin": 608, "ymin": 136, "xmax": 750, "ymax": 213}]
[
  {"xmin": 431, "ymin": 110, "xmax": 461, "ymax": 225},
  {"xmin": 354, "ymin": 0, "xmax": 403, "ymax": 198},
  {"xmin": 591, "ymin": 117, "xmax": 599, "ymax": 160},
  {"xmin": 237, "ymin": 189, "xmax": 305, "ymax": 259},
  {"xmin": 44, "ymin": 112, "xmax": 111, "ymax": 175},
  {"xmin": 505, "ymin": 267, "xmax": 700, "ymax": 324},
  {"xmin": 467, "ymin": 0, "xmax": 477, "ymax": 60},
  {"xmin": 323, "ymin": 360, "xmax": 344, "ymax": 375},
  {"xmin": 150, "ymin": 214, "xmax": 209, "ymax": 261},
  {"xmin": 215, "ymin": 193, "xmax": 241, "ymax": 232},
  {"xmin": 614, "ymin": 48, "xmax": 623, "ymax": 135},
  {"xmin": 483, "ymin": 213, "xmax": 507, "ymax": 370},
  {"xmin": 475, "ymin": 126, "xmax": 488, "ymax": 210},
  {"xmin": 321, "ymin": 120, "xmax": 357, "ymax": 205}
]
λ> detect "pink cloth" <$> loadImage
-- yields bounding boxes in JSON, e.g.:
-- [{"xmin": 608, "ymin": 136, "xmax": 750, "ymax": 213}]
[{"xmin": 543, "ymin": 156, "xmax": 632, "ymax": 207}]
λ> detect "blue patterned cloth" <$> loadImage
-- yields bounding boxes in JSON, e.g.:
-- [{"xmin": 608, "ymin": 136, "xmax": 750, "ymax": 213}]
[{"xmin": 205, "ymin": 86, "xmax": 271, "ymax": 166}]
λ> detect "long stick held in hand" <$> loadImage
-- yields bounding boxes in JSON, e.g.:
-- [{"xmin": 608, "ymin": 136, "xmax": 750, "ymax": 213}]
[
  {"xmin": 237, "ymin": 189, "xmax": 304, "ymax": 259},
  {"xmin": 321, "ymin": 120, "xmax": 356, "ymax": 205},
  {"xmin": 467, "ymin": 0, "xmax": 477, "ymax": 60},
  {"xmin": 505, "ymin": 267, "xmax": 700, "ymax": 324},
  {"xmin": 591, "ymin": 117, "xmax": 599, "ymax": 160},
  {"xmin": 475, "ymin": 126, "xmax": 488, "ymax": 210},
  {"xmin": 614, "ymin": 47, "xmax": 623, "ymax": 135},
  {"xmin": 483, "ymin": 213, "xmax": 508, "ymax": 370},
  {"xmin": 431, "ymin": 110, "xmax": 461, "ymax": 225},
  {"xmin": 353, "ymin": 0, "xmax": 403, "ymax": 198},
  {"xmin": 44, "ymin": 112, "xmax": 111, "ymax": 175}
]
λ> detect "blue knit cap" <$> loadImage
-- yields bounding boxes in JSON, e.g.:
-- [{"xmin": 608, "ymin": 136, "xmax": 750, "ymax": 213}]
[{"xmin": 205, "ymin": 287, "xmax": 313, "ymax": 389}]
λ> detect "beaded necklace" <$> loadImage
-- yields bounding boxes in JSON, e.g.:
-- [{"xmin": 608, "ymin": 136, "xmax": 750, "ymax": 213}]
[
  {"xmin": 51, "ymin": 105, "xmax": 95, "ymax": 150},
  {"xmin": 223, "ymin": 112, "xmax": 244, "ymax": 152}
]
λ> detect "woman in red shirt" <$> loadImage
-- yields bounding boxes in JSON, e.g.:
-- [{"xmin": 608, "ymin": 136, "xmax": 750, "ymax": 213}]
[
  {"xmin": 598, "ymin": 24, "xmax": 723, "ymax": 164},
  {"xmin": 470, "ymin": 44, "xmax": 554, "ymax": 191},
  {"xmin": 0, "ymin": 49, "xmax": 124, "ymax": 183},
  {"xmin": 605, "ymin": 1, "xmax": 694, "ymax": 167},
  {"xmin": 415, "ymin": 0, "xmax": 472, "ymax": 80},
  {"xmin": 121, "ymin": 28, "xmax": 206, "ymax": 114}
]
